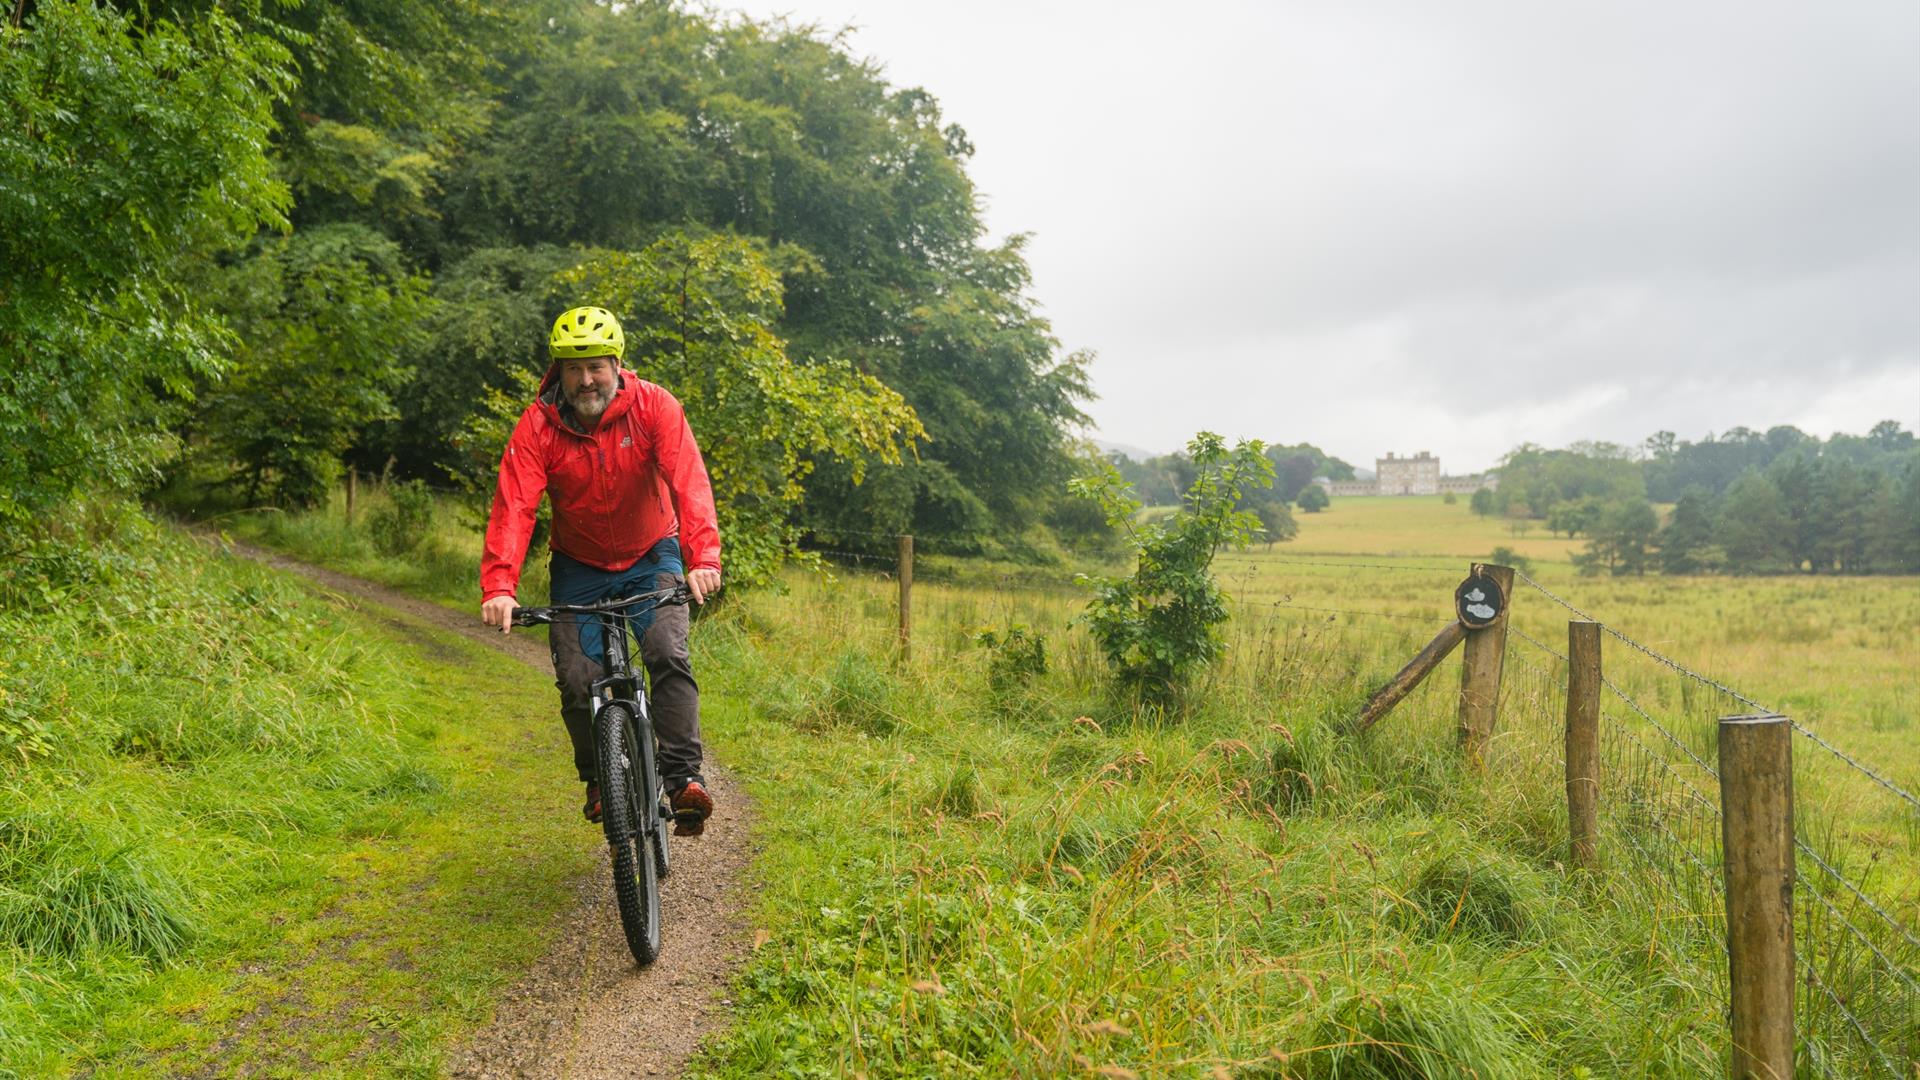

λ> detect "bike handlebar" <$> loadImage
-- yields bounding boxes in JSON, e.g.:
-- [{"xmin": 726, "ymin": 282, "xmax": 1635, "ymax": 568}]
[{"xmin": 509, "ymin": 584, "xmax": 693, "ymax": 627}]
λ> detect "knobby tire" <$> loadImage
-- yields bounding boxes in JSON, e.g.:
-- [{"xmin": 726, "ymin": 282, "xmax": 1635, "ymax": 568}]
[{"xmin": 599, "ymin": 703, "xmax": 662, "ymax": 966}]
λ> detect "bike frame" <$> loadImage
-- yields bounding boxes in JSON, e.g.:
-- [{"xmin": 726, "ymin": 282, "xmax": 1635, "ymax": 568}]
[{"xmin": 583, "ymin": 608, "xmax": 660, "ymax": 844}]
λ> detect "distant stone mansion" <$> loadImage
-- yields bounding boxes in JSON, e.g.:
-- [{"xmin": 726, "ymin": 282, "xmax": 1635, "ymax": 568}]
[{"xmin": 1320, "ymin": 452, "xmax": 1496, "ymax": 497}]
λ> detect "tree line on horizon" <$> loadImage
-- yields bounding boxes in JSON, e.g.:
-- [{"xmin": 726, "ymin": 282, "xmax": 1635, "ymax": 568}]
[{"xmin": 1472, "ymin": 421, "xmax": 1919, "ymax": 575}]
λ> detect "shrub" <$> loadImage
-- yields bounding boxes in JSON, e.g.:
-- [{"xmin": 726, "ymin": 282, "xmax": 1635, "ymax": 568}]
[
  {"xmin": 1404, "ymin": 854, "xmax": 1532, "ymax": 941},
  {"xmin": 1487, "ymin": 545, "xmax": 1535, "ymax": 575},
  {"xmin": 817, "ymin": 651, "xmax": 900, "ymax": 736},
  {"xmin": 975, "ymin": 625, "xmax": 1048, "ymax": 697},
  {"xmin": 368, "ymin": 480, "xmax": 435, "ymax": 556},
  {"xmin": 1071, "ymin": 432, "xmax": 1273, "ymax": 707}
]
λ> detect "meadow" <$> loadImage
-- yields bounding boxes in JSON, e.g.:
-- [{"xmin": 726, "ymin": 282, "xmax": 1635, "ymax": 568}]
[
  {"xmin": 0, "ymin": 521, "xmax": 605, "ymax": 1076},
  {"xmin": 212, "ymin": 485, "xmax": 1917, "ymax": 1075}
]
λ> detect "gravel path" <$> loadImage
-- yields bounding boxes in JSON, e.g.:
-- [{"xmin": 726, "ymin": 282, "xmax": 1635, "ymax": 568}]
[{"xmin": 223, "ymin": 539, "xmax": 756, "ymax": 1079}]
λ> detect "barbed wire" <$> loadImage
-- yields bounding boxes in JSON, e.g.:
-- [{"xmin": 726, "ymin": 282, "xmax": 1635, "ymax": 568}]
[
  {"xmin": 1603, "ymin": 677, "xmax": 1721, "ymax": 783},
  {"xmin": 1795, "ymin": 866, "xmax": 1920, "ymax": 998},
  {"xmin": 1798, "ymin": 952, "xmax": 1904, "ymax": 1078},
  {"xmin": 1510, "ymin": 569, "xmax": 1920, "ymax": 814},
  {"xmin": 1218, "ymin": 555, "xmax": 1466, "ymax": 573},
  {"xmin": 1794, "ymin": 839, "xmax": 1920, "ymax": 956},
  {"xmin": 1604, "ymin": 714, "xmax": 1723, "ymax": 820},
  {"xmin": 1507, "ymin": 625, "xmax": 1570, "ymax": 664},
  {"xmin": 1785, "ymin": 723, "xmax": 1920, "ymax": 816},
  {"xmin": 1229, "ymin": 598, "xmax": 1454, "ymax": 625}
]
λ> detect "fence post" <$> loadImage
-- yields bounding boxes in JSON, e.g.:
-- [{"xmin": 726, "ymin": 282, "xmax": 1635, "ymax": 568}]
[
  {"xmin": 1718, "ymin": 713, "xmax": 1794, "ymax": 1080},
  {"xmin": 1565, "ymin": 621, "xmax": 1601, "ymax": 870},
  {"xmin": 897, "ymin": 534, "xmax": 913, "ymax": 662},
  {"xmin": 1456, "ymin": 563, "xmax": 1515, "ymax": 764},
  {"xmin": 1352, "ymin": 621, "xmax": 1467, "ymax": 734},
  {"xmin": 346, "ymin": 467, "xmax": 357, "ymax": 523}
]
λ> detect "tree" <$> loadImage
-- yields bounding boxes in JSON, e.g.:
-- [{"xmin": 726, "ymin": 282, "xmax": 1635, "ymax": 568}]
[
  {"xmin": 197, "ymin": 225, "xmax": 431, "ymax": 506},
  {"xmin": 1469, "ymin": 487, "xmax": 1494, "ymax": 517},
  {"xmin": 539, "ymin": 232, "xmax": 926, "ymax": 586},
  {"xmin": 1716, "ymin": 474, "xmax": 1793, "ymax": 574},
  {"xmin": 0, "ymin": 1, "xmax": 290, "ymax": 525},
  {"xmin": 1072, "ymin": 434, "xmax": 1273, "ymax": 707},
  {"xmin": 424, "ymin": 3, "xmax": 1091, "ymax": 548},
  {"xmin": 1493, "ymin": 443, "xmax": 1642, "ymax": 519},
  {"xmin": 1868, "ymin": 459, "xmax": 1920, "ymax": 572},
  {"xmin": 1264, "ymin": 442, "xmax": 1356, "ymax": 487},
  {"xmin": 1298, "ymin": 485, "xmax": 1330, "ymax": 513},
  {"xmin": 1575, "ymin": 499, "xmax": 1658, "ymax": 576},
  {"xmin": 1657, "ymin": 487, "xmax": 1721, "ymax": 574},
  {"xmin": 1247, "ymin": 497, "xmax": 1298, "ymax": 550}
]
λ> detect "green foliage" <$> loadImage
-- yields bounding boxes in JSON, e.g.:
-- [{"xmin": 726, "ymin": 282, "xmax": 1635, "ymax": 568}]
[
  {"xmin": 1246, "ymin": 496, "xmax": 1299, "ymax": 548},
  {"xmin": 1469, "ymin": 487, "xmax": 1494, "ymax": 517},
  {"xmin": 1715, "ymin": 473, "xmax": 1795, "ymax": 573},
  {"xmin": 1072, "ymin": 433, "xmax": 1274, "ymax": 706},
  {"xmin": 974, "ymin": 626, "xmax": 1049, "ymax": 698},
  {"xmin": 1263, "ymin": 442, "xmax": 1355, "ymax": 499},
  {"xmin": 552, "ymin": 232, "xmax": 926, "ymax": 587},
  {"xmin": 196, "ymin": 224, "xmax": 431, "ymax": 505},
  {"xmin": 1644, "ymin": 421, "xmax": 1916, "ymax": 501},
  {"xmin": 1657, "ymin": 488, "xmax": 1722, "ymax": 574},
  {"xmin": 368, "ymin": 479, "xmax": 437, "ymax": 556},
  {"xmin": 1493, "ymin": 442, "xmax": 1645, "ymax": 520},
  {"xmin": 376, "ymin": 245, "xmax": 579, "ymax": 487},
  {"xmin": 1299, "ymin": 485, "xmax": 1331, "ymax": 513},
  {"xmin": 0, "ymin": 1, "xmax": 290, "ymax": 524},
  {"xmin": 1487, "ymin": 546, "xmax": 1534, "ymax": 575},
  {"xmin": 1573, "ymin": 499, "xmax": 1659, "ymax": 576},
  {"xmin": 424, "ymin": 2, "xmax": 1088, "ymax": 547}
]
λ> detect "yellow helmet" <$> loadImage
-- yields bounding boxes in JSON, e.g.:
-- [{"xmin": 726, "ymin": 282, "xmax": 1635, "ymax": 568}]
[{"xmin": 548, "ymin": 306, "xmax": 625, "ymax": 361}]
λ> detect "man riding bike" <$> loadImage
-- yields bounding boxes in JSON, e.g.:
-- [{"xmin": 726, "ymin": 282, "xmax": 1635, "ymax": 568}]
[{"xmin": 478, "ymin": 306, "xmax": 721, "ymax": 836}]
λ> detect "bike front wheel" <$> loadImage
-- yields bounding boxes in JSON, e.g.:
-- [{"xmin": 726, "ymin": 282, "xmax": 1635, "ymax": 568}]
[{"xmin": 598, "ymin": 703, "xmax": 661, "ymax": 966}]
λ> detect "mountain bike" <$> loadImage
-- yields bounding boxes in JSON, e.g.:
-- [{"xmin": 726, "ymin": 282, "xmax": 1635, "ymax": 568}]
[{"xmin": 511, "ymin": 584, "xmax": 691, "ymax": 966}]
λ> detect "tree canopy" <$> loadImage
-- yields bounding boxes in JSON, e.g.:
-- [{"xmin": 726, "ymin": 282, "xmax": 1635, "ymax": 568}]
[{"xmin": 3, "ymin": 0, "xmax": 1097, "ymax": 581}]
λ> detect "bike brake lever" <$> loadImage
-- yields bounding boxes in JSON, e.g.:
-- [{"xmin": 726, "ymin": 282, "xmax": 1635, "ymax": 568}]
[{"xmin": 510, "ymin": 609, "xmax": 554, "ymax": 627}]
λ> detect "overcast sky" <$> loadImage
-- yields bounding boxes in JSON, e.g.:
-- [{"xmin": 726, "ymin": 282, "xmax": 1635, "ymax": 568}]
[{"xmin": 737, "ymin": 1, "xmax": 1919, "ymax": 472}]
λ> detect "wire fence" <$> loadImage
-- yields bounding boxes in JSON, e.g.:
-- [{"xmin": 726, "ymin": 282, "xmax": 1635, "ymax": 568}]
[
  {"xmin": 798, "ymin": 537, "xmax": 1917, "ymax": 1073},
  {"xmin": 1504, "ymin": 571, "xmax": 1918, "ymax": 1076}
]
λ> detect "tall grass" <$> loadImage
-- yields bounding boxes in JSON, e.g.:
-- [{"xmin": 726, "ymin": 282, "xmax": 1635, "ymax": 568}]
[
  {"xmin": 686, "ymin": 568, "xmax": 1740, "ymax": 1077},
  {"xmin": 0, "ymin": 517, "xmax": 586, "ymax": 1075},
  {"xmin": 198, "ymin": 485, "xmax": 1916, "ymax": 1074}
]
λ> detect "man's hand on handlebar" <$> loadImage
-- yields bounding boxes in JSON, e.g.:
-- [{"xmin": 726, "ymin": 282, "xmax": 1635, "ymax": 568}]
[
  {"xmin": 686, "ymin": 567, "xmax": 721, "ymax": 604},
  {"xmin": 481, "ymin": 594, "xmax": 517, "ymax": 635}
]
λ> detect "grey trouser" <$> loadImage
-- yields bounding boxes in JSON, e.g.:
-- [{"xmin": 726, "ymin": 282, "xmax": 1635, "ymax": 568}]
[{"xmin": 547, "ymin": 572, "xmax": 704, "ymax": 790}]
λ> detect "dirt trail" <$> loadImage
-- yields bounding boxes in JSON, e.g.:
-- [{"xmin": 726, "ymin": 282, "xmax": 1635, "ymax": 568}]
[{"xmin": 225, "ymin": 540, "xmax": 756, "ymax": 1078}]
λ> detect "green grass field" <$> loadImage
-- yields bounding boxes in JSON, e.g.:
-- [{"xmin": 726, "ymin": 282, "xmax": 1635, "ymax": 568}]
[
  {"xmin": 205, "ymin": 486, "xmax": 1917, "ymax": 1076},
  {"xmin": 0, "ymin": 524, "xmax": 598, "ymax": 1077}
]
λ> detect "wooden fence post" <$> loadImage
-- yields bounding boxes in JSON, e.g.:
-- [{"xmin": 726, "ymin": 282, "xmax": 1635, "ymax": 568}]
[
  {"xmin": 1718, "ymin": 713, "xmax": 1794, "ymax": 1080},
  {"xmin": 1456, "ymin": 563, "xmax": 1515, "ymax": 764},
  {"xmin": 897, "ymin": 534, "xmax": 913, "ymax": 662},
  {"xmin": 1353, "ymin": 621, "xmax": 1467, "ymax": 734},
  {"xmin": 1565, "ymin": 621, "xmax": 1601, "ymax": 870},
  {"xmin": 346, "ymin": 467, "xmax": 357, "ymax": 523}
]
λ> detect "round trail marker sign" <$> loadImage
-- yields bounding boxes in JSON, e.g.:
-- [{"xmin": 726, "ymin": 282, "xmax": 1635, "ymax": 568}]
[{"xmin": 1455, "ymin": 572, "xmax": 1505, "ymax": 628}]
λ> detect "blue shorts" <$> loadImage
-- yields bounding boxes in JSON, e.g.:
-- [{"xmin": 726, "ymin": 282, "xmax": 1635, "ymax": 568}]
[{"xmin": 548, "ymin": 537, "xmax": 684, "ymax": 667}]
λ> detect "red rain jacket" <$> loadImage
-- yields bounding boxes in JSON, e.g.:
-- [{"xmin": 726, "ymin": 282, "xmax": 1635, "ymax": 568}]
[{"xmin": 481, "ymin": 365, "xmax": 721, "ymax": 601}]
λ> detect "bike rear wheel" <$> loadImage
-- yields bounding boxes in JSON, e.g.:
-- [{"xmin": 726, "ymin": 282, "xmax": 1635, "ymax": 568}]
[{"xmin": 598, "ymin": 703, "xmax": 661, "ymax": 966}]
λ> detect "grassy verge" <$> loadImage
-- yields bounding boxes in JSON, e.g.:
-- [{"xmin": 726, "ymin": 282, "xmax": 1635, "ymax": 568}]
[
  {"xmin": 0, "ymin": 519, "xmax": 594, "ymax": 1076},
  {"xmin": 198, "ymin": 489, "xmax": 1915, "ymax": 1074},
  {"xmin": 682, "ymin": 571, "xmax": 1733, "ymax": 1077}
]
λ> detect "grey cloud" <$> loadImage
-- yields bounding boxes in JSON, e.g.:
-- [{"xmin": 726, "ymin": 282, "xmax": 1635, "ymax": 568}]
[{"xmin": 750, "ymin": 0, "xmax": 1919, "ymax": 466}]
